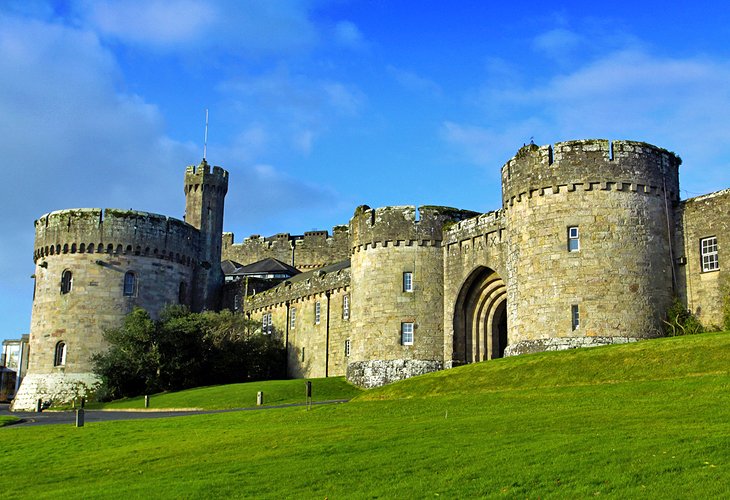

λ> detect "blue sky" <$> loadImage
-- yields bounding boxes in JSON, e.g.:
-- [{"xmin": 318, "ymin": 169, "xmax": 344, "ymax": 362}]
[{"xmin": 2, "ymin": 0, "xmax": 730, "ymax": 343}]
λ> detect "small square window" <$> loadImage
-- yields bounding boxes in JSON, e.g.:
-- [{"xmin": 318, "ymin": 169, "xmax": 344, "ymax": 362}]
[
  {"xmin": 700, "ymin": 236, "xmax": 719, "ymax": 272},
  {"xmin": 571, "ymin": 305, "xmax": 580, "ymax": 330},
  {"xmin": 401, "ymin": 322, "xmax": 414, "ymax": 345},
  {"xmin": 568, "ymin": 226, "xmax": 580, "ymax": 252},
  {"xmin": 403, "ymin": 272, "xmax": 413, "ymax": 292}
]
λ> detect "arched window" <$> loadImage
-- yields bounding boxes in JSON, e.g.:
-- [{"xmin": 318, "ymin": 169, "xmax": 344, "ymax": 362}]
[
  {"xmin": 179, "ymin": 282, "xmax": 187, "ymax": 304},
  {"xmin": 60, "ymin": 270, "xmax": 73, "ymax": 294},
  {"xmin": 123, "ymin": 271, "xmax": 137, "ymax": 297},
  {"xmin": 54, "ymin": 341, "xmax": 67, "ymax": 366}
]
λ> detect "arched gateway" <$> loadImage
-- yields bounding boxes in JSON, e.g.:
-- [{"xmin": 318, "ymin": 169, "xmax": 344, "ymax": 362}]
[{"xmin": 453, "ymin": 267, "xmax": 507, "ymax": 364}]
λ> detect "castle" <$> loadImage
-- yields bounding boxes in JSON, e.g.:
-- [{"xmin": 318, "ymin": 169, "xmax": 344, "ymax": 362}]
[{"xmin": 11, "ymin": 139, "xmax": 729, "ymax": 410}]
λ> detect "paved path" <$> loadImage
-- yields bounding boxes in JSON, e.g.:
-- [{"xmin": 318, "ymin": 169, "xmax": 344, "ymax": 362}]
[{"xmin": 0, "ymin": 400, "xmax": 349, "ymax": 427}]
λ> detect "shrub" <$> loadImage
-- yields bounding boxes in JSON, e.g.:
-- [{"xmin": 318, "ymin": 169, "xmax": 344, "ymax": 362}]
[{"xmin": 663, "ymin": 298, "xmax": 704, "ymax": 336}]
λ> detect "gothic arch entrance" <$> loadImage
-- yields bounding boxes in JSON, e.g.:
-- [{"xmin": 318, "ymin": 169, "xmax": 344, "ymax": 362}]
[{"xmin": 453, "ymin": 267, "xmax": 507, "ymax": 364}]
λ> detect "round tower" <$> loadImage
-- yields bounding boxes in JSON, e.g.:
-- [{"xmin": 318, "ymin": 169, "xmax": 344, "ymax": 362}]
[
  {"xmin": 347, "ymin": 205, "xmax": 472, "ymax": 387},
  {"xmin": 184, "ymin": 160, "xmax": 228, "ymax": 311},
  {"xmin": 501, "ymin": 139, "xmax": 681, "ymax": 354},
  {"xmin": 12, "ymin": 209, "xmax": 199, "ymax": 410}
]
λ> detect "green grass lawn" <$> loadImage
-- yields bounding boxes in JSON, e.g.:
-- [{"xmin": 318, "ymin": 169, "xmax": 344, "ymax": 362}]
[
  {"xmin": 86, "ymin": 376, "xmax": 362, "ymax": 410},
  {"xmin": 2, "ymin": 333, "xmax": 729, "ymax": 498}
]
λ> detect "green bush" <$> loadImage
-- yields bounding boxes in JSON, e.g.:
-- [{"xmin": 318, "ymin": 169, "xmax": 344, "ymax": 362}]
[
  {"xmin": 93, "ymin": 307, "xmax": 285, "ymax": 401},
  {"xmin": 663, "ymin": 298, "xmax": 704, "ymax": 336}
]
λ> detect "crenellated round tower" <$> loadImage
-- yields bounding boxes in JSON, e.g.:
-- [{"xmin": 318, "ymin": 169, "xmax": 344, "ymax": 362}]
[
  {"xmin": 501, "ymin": 139, "xmax": 681, "ymax": 354},
  {"xmin": 184, "ymin": 160, "xmax": 228, "ymax": 311},
  {"xmin": 347, "ymin": 204, "xmax": 475, "ymax": 387},
  {"xmin": 12, "ymin": 161, "xmax": 228, "ymax": 410}
]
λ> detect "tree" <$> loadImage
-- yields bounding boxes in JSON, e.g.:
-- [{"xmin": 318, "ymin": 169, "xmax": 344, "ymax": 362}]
[{"xmin": 93, "ymin": 306, "xmax": 286, "ymax": 401}]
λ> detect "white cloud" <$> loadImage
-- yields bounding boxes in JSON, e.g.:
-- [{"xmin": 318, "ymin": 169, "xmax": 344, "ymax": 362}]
[
  {"xmin": 532, "ymin": 28, "xmax": 583, "ymax": 62},
  {"xmin": 444, "ymin": 49, "xmax": 730, "ymax": 195},
  {"xmin": 334, "ymin": 20, "xmax": 366, "ymax": 49},
  {"xmin": 76, "ymin": 0, "xmax": 319, "ymax": 55},
  {"xmin": 387, "ymin": 65, "xmax": 442, "ymax": 97},
  {"xmin": 218, "ymin": 68, "xmax": 364, "ymax": 153}
]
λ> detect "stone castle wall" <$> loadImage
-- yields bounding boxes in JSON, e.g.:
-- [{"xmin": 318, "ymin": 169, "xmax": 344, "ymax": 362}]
[
  {"xmin": 246, "ymin": 264, "xmax": 351, "ymax": 378},
  {"xmin": 501, "ymin": 140, "xmax": 681, "ymax": 353},
  {"xmin": 347, "ymin": 205, "xmax": 477, "ymax": 387},
  {"xmin": 222, "ymin": 225, "xmax": 350, "ymax": 271},
  {"xmin": 676, "ymin": 189, "xmax": 730, "ymax": 328}
]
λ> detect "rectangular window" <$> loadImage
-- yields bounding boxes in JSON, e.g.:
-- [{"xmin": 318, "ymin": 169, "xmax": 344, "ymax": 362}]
[
  {"xmin": 343, "ymin": 295, "xmax": 350, "ymax": 320},
  {"xmin": 267, "ymin": 313, "xmax": 272, "ymax": 334},
  {"xmin": 403, "ymin": 272, "xmax": 413, "ymax": 292},
  {"xmin": 315, "ymin": 301, "xmax": 321, "ymax": 324},
  {"xmin": 401, "ymin": 322, "xmax": 414, "ymax": 345},
  {"xmin": 290, "ymin": 307, "xmax": 296, "ymax": 330},
  {"xmin": 345, "ymin": 339, "xmax": 351, "ymax": 357},
  {"xmin": 568, "ymin": 226, "xmax": 580, "ymax": 252},
  {"xmin": 701, "ymin": 236, "xmax": 719, "ymax": 272},
  {"xmin": 262, "ymin": 313, "xmax": 268, "ymax": 333},
  {"xmin": 571, "ymin": 305, "xmax": 580, "ymax": 330},
  {"xmin": 301, "ymin": 347, "xmax": 305, "ymax": 362}
]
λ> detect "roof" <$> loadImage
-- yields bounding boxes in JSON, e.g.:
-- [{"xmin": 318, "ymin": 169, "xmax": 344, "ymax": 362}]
[
  {"xmin": 286, "ymin": 259, "xmax": 350, "ymax": 284},
  {"xmin": 223, "ymin": 258, "xmax": 300, "ymax": 277}
]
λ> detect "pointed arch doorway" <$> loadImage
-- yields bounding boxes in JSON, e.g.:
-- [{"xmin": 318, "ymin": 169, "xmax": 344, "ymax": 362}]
[{"xmin": 453, "ymin": 267, "xmax": 507, "ymax": 365}]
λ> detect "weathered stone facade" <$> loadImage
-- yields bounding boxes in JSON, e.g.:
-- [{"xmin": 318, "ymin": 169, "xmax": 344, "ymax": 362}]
[
  {"xmin": 13, "ymin": 161, "xmax": 227, "ymax": 410},
  {"xmin": 16, "ymin": 140, "xmax": 730, "ymax": 407}
]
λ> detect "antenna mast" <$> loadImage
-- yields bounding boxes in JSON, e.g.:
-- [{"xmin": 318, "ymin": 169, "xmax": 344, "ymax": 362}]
[{"xmin": 203, "ymin": 108, "xmax": 209, "ymax": 161}]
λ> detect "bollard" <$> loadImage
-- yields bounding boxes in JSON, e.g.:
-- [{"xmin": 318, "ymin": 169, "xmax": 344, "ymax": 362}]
[
  {"xmin": 305, "ymin": 381, "xmax": 312, "ymax": 410},
  {"xmin": 257, "ymin": 391, "xmax": 264, "ymax": 406},
  {"xmin": 144, "ymin": 395, "xmax": 150, "ymax": 408},
  {"xmin": 36, "ymin": 398, "xmax": 43, "ymax": 413},
  {"xmin": 76, "ymin": 408, "xmax": 84, "ymax": 427}
]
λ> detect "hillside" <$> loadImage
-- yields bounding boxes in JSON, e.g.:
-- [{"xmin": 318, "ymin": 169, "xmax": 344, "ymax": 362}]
[{"xmin": 2, "ymin": 333, "xmax": 729, "ymax": 499}]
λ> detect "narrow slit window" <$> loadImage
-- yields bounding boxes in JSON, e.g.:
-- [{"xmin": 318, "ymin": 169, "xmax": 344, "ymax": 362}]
[
  {"xmin": 568, "ymin": 226, "xmax": 580, "ymax": 252},
  {"xmin": 571, "ymin": 305, "xmax": 580, "ymax": 330},
  {"xmin": 291, "ymin": 307, "xmax": 297, "ymax": 330},
  {"xmin": 60, "ymin": 270, "xmax": 73, "ymax": 294},
  {"xmin": 345, "ymin": 339, "xmax": 351, "ymax": 357},
  {"xmin": 123, "ymin": 271, "xmax": 137, "ymax": 297},
  {"xmin": 54, "ymin": 341, "xmax": 67, "ymax": 366},
  {"xmin": 401, "ymin": 322, "xmax": 414, "ymax": 345},
  {"xmin": 403, "ymin": 272, "xmax": 413, "ymax": 292},
  {"xmin": 343, "ymin": 295, "xmax": 350, "ymax": 320},
  {"xmin": 315, "ymin": 301, "xmax": 321, "ymax": 325}
]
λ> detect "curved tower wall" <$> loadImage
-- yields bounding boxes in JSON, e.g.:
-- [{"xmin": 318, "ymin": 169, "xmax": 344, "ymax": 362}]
[
  {"xmin": 347, "ymin": 205, "xmax": 475, "ymax": 387},
  {"xmin": 502, "ymin": 140, "xmax": 681, "ymax": 354},
  {"xmin": 185, "ymin": 161, "xmax": 228, "ymax": 311},
  {"xmin": 12, "ymin": 208, "xmax": 198, "ymax": 410}
]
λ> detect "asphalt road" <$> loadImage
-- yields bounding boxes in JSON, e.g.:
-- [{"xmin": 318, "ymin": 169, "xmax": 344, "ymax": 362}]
[{"xmin": 0, "ymin": 400, "xmax": 349, "ymax": 427}]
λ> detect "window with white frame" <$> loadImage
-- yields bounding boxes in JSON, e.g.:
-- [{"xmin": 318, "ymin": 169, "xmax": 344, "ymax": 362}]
[
  {"xmin": 568, "ymin": 226, "xmax": 580, "ymax": 252},
  {"xmin": 403, "ymin": 272, "xmax": 413, "ymax": 292},
  {"xmin": 54, "ymin": 341, "xmax": 67, "ymax": 366},
  {"xmin": 345, "ymin": 338, "xmax": 351, "ymax": 357},
  {"xmin": 60, "ymin": 269, "xmax": 73, "ymax": 294},
  {"xmin": 262, "ymin": 313, "xmax": 269, "ymax": 333},
  {"xmin": 401, "ymin": 322, "xmax": 414, "ymax": 345},
  {"xmin": 701, "ymin": 236, "xmax": 719, "ymax": 272},
  {"xmin": 123, "ymin": 271, "xmax": 137, "ymax": 297},
  {"xmin": 267, "ymin": 313, "xmax": 272, "ymax": 334},
  {"xmin": 290, "ymin": 307, "xmax": 296, "ymax": 329},
  {"xmin": 571, "ymin": 305, "xmax": 580, "ymax": 330},
  {"xmin": 343, "ymin": 294, "xmax": 349, "ymax": 320},
  {"xmin": 315, "ymin": 301, "xmax": 321, "ymax": 324}
]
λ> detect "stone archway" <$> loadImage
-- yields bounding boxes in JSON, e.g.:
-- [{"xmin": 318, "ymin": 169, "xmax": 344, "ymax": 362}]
[{"xmin": 453, "ymin": 267, "xmax": 507, "ymax": 365}]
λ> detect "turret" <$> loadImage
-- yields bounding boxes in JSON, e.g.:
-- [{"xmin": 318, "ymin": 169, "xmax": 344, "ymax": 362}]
[{"xmin": 184, "ymin": 160, "xmax": 229, "ymax": 310}]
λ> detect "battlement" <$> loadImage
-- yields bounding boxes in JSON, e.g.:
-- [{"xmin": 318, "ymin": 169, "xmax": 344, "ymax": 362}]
[
  {"xmin": 350, "ymin": 205, "xmax": 479, "ymax": 251},
  {"xmin": 184, "ymin": 160, "xmax": 229, "ymax": 194},
  {"xmin": 247, "ymin": 261, "xmax": 351, "ymax": 311},
  {"xmin": 444, "ymin": 209, "xmax": 505, "ymax": 245},
  {"xmin": 33, "ymin": 208, "xmax": 200, "ymax": 265},
  {"xmin": 222, "ymin": 224, "xmax": 351, "ymax": 270},
  {"xmin": 501, "ymin": 140, "xmax": 681, "ymax": 207}
]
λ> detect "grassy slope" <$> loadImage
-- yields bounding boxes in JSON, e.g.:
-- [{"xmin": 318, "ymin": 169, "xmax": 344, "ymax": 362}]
[
  {"xmin": 2, "ymin": 333, "xmax": 729, "ymax": 499},
  {"xmin": 88, "ymin": 376, "xmax": 362, "ymax": 410}
]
